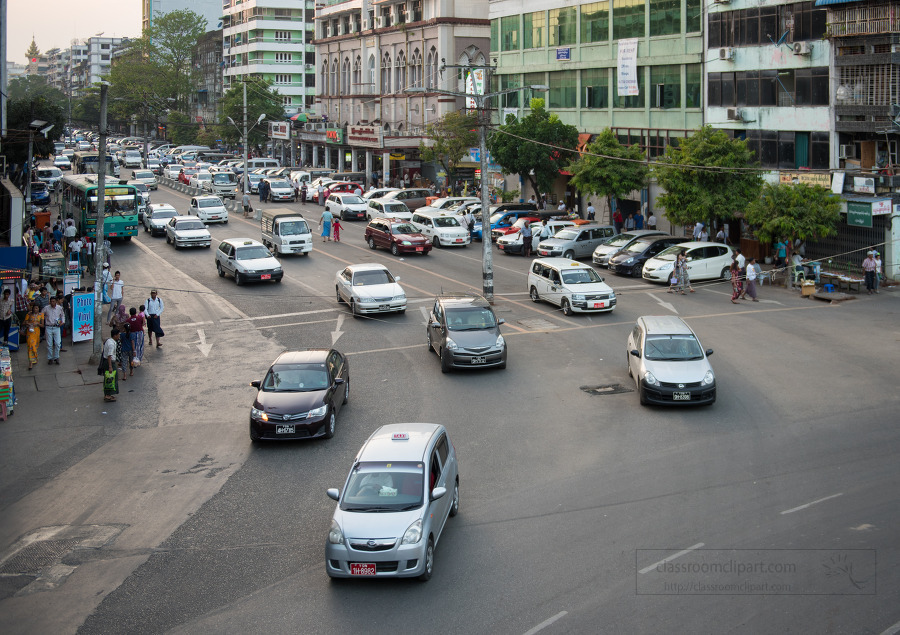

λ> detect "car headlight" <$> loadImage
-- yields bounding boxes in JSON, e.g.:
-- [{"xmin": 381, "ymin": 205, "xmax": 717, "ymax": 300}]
[
  {"xmin": 658, "ymin": 263, "xmax": 674, "ymax": 272},
  {"xmin": 495, "ymin": 334, "xmax": 505, "ymax": 348},
  {"xmin": 307, "ymin": 405, "xmax": 327, "ymax": 418},
  {"xmin": 445, "ymin": 338, "xmax": 458, "ymax": 350},
  {"xmin": 401, "ymin": 519, "xmax": 423, "ymax": 545},
  {"xmin": 625, "ymin": 258, "xmax": 635, "ymax": 264},
  {"xmin": 250, "ymin": 407, "xmax": 268, "ymax": 421},
  {"xmin": 702, "ymin": 370, "xmax": 715, "ymax": 386},
  {"xmin": 401, "ymin": 240, "xmax": 412, "ymax": 245},
  {"xmin": 328, "ymin": 519, "xmax": 344, "ymax": 545},
  {"xmin": 274, "ymin": 268, "xmax": 283, "ymax": 273},
  {"xmin": 643, "ymin": 371, "xmax": 659, "ymax": 386},
  {"xmin": 393, "ymin": 294, "xmax": 406, "ymax": 302},
  {"xmin": 572, "ymin": 294, "xmax": 585, "ymax": 301}
]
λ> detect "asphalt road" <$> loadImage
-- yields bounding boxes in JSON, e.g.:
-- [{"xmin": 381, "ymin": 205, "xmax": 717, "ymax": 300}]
[{"xmin": 4, "ymin": 171, "xmax": 899, "ymax": 634}]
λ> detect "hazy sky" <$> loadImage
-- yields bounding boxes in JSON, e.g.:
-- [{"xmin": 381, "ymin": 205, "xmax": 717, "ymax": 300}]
[{"xmin": 7, "ymin": 0, "xmax": 141, "ymax": 62}]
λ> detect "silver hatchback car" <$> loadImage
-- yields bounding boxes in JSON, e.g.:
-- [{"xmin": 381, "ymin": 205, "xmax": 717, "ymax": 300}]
[
  {"xmin": 326, "ymin": 423, "xmax": 459, "ymax": 581},
  {"xmin": 537, "ymin": 224, "xmax": 617, "ymax": 260},
  {"xmin": 626, "ymin": 316, "xmax": 716, "ymax": 406}
]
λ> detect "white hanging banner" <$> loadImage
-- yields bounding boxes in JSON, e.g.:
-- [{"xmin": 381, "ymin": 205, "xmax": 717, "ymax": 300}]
[
  {"xmin": 465, "ymin": 69, "xmax": 484, "ymax": 110},
  {"xmin": 617, "ymin": 38, "xmax": 640, "ymax": 97}
]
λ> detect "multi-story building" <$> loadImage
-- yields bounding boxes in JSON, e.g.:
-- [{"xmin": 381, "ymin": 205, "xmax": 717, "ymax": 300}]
[
  {"xmin": 45, "ymin": 48, "xmax": 70, "ymax": 92},
  {"xmin": 143, "ymin": 0, "xmax": 225, "ymax": 33},
  {"xmin": 490, "ymin": 0, "xmax": 703, "ymax": 216},
  {"xmin": 69, "ymin": 37, "xmax": 127, "ymax": 96},
  {"xmin": 191, "ymin": 29, "xmax": 225, "ymax": 125},
  {"xmin": 311, "ymin": 0, "xmax": 491, "ymax": 186},
  {"xmin": 222, "ymin": 0, "xmax": 317, "ymax": 118}
]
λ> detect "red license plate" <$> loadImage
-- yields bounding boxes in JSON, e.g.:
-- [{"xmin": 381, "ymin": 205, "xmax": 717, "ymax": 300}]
[
  {"xmin": 592, "ymin": 302, "xmax": 605, "ymax": 309},
  {"xmin": 539, "ymin": 250, "xmax": 550, "ymax": 256},
  {"xmin": 455, "ymin": 238, "xmax": 463, "ymax": 243},
  {"xmin": 350, "ymin": 563, "xmax": 377, "ymax": 576},
  {"xmin": 261, "ymin": 274, "xmax": 271, "ymax": 280},
  {"xmin": 416, "ymin": 247, "xmax": 423, "ymax": 252},
  {"xmin": 498, "ymin": 244, "xmax": 504, "ymax": 250}
]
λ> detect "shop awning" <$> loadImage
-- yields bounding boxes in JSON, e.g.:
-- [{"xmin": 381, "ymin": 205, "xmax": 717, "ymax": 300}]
[{"xmin": 814, "ymin": 0, "xmax": 861, "ymax": 6}]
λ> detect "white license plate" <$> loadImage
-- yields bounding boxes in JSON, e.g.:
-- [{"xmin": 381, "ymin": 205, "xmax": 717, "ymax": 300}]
[
  {"xmin": 592, "ymin": 302, "xmax": 606, "ymax": 309},
  {"xmin": 351, "ymin": 563, "xmax": 377, "ymax": 576},
  {"xmin": 210, "ymin": 216, "xmax": 220, "ymax": 220},
  {"xmin": 276, "ymin": 425, "xmax": 295, "ymax": 434},
  {"xmin": 261, "ymin": 274, "xmax": 271, "ymax": 280},
  {"xmin": 379, "ymin": 304, "xmax": 390, "ymax": 310},
  {"xmin": 471, "ymin": 356, "xmax": 487, "ymax": 364},
  {"xmin": 673, "ymin": 392, "xmax": 691, "ymax": 401}
]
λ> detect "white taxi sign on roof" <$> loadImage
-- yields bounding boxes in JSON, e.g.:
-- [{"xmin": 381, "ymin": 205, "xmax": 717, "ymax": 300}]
[{"xmin": 392, "ymin": 432, "xmax": 410, "ymax": 440}]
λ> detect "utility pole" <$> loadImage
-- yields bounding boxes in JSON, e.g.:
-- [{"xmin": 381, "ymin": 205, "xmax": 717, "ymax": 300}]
[
  {"xmin": 478, "ymin": 65, "xmax": 493, "ymax": 302},
  {"xmin": 242, "ymin": 80, "xmax": 249, "ymax": 197},
  {"xmin": 90, "ymin": 83, "xmax": 108, "ymax": 365},
  {"xmin": 25, "ymin": 102, "xmax": 34, "ymax": 209}
]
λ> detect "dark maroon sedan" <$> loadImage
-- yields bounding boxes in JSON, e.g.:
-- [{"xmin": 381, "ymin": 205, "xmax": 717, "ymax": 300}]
[
  {"xmin": 365, "ymin": 218, "xmax": 431, "ymax": 256},
  {"xmin": 249, "ymin": 349, "xmax": 349, "ymax": 442}
]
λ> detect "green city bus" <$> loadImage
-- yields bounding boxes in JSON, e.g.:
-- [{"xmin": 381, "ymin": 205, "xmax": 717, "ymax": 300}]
[{"xmin": 60, "ymin": 174, "xmax": 139, "ymax": 240}]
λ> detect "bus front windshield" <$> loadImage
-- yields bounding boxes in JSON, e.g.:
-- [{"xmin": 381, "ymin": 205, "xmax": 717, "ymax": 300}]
[{"xmin": 88, "ymin": 195, "xmax": 138, "ymax": 216}]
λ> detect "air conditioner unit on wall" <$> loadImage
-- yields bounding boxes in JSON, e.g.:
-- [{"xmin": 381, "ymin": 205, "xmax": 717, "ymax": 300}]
[
  {"xmin": 727, "ymin": 108, "xmax": 744, "ymax": 121},
  {"xmin": 839, "ymin": 144, "xmax": 856, "ymax": 159},
  {"xmin": 405, "ymin": 11, "xmax": 413, "ymax": 22},
  {"xmin": 363, "ymin": 20, "xmax": 369, "ymax": 30},
  {"xmin": 719, "ymin": 47, "xmax": 734, "ymax": 61},
  {"xmin": 326, "ymin": 25, "xmax": 333, "ymax": 37},
  {"xmin": 376, "ymin": 16, "xmax": 384, "ymax": 28},
  {"xmin": 793, "ymin": 41, "xmax": 811, "ymax": 55},
  {"xmin": 338, "ymin": 24, "xmax": 344, "ymax": 36}
]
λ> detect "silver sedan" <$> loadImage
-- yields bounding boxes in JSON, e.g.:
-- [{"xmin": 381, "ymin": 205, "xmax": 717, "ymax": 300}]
[{"xmin": 335, "ymin": 264, "xmax": 407, "ymax": 316}]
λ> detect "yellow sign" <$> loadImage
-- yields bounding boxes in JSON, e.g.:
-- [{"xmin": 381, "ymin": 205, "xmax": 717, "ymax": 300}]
[
  {"xmin": 779, "ymin": 172, "xmax": 830, "ymax": 187},
  {"xmin": 390, "ymin": 152, "xmax": 405, "ymax": 161}
]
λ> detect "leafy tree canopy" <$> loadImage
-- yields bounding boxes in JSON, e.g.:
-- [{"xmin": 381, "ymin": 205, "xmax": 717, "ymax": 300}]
[
  {"xmin": 487, "ymin": 99, "xmax": 579, "ymax": 195},
  {"xmin": 1, "ymin": 95, "xmax": 66, "ymax": 165},
  {"xmin": 745, "ymin": 182, "xmax": 841, "ymax": 245},
  {"xmin": 166, "ymin": 111, "xmax": 199, "ymax": 145},
  {"xmin": 219, "ymin": 78, "xmax": 285, "ymax": 151},
  {"xmin": 654, "ymin": 125, "xmax": 762, "ymax": 227},
  {"xmin": 419, "ymin": 111, "xmax": 479, "ymax": 189},
  {"xmin": 567, "ymin": 128, "xmax": 649, "ymax": 223},
  {"xmin": 7, "ymin": 76, "xmax": 67, "ymax": 111}
]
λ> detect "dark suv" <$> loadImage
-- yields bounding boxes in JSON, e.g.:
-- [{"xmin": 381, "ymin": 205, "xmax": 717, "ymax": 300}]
[
  {"xmin": 427, "ymin": 294, "xmax": 507, "ymax": 373},
  {"xmin": 365, "ymin": 218, "xmax": 431, "ymax": 256},
  {"xmin": 607, "ymin": 236, "xmax": 684, "ymax": 277}
]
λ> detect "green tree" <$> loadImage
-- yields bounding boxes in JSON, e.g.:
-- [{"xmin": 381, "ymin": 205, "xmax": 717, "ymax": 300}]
[
  {"xmin": 196, "ymin": 127, "xmax": 223, "ymax": 148},
  {"xmin": 166, "ymin": 111, "xmax": 199, "ymax": 145},
  {"xmin": 71, "ymin": 87, "xmax": 102, "ymax": 127},
  {"xmin": 7, "ymin": 75, "xmax": 67, "ymax": 110},
  {"xmin": 745, "ymin": 182, "xmax": 841, "ymax": 246},
  {"xmin": 219, "ymin": 78, "xmax": 284, "ymax": 152},
  {"xmin": 419, "ymin": 111, "xmax": 479, "ymax": 193},
  {"xmin": 567, "ymin": 128, "xmax": 649, "ymax": 224},
  {"xmin": 487, "ymin": 99, "xmax": 579, "ymax": 196},
  {"xmin": 1, "ymin": 95, "xmax": 65, "ymax": 165},
  {"xmin": 654, "ymin": 125, "xmax": 762, "ymax": 227}
]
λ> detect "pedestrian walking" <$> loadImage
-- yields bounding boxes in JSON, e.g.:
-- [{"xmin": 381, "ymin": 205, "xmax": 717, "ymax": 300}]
[
  {"xmin": 862, "ymin": 251, "xmax": 878, "ymax": 294},
  {"xmin": 676, "ymin": 252, "xmax": 694, "ymax": 294},
  {"xmin": 613, "ymin": 209, "xmax": 624, "ymax": 233},
  {"xmin": 332, "ymin": 216, "xmax": 343, "ymax": 242},
  {"xmin": 699, "ymin": 227, "xmax": 709, "ymax": 242},
  {"xmin": 317, "ymin": 184, "xmax": 325, "ymax": 206},
  {"xmin": 300, "ymin": 184, "xmax": 307, "ymax": 203},
  {"xmin": 126, "ymin": 306, "xmax": 145, "ymax": 367},
  {"xmin": 692, "ymin": 222, "xmax": 703, "ymax": 241},
  {"xmin": 101, "ymin": 328, "xmax": 120, "ymax": 402},
  {"xmin": 107, "ymin": 270, "xmax": 124, "ymax": 324},
  {"xmin": 647, "ymin": 212, "xmax": 657, "ymax": 230},
  {"xmin": 42, "ymin": 295, "xmax": 65, "ymax": 365},
  {"xmin": 242, "ymin": 191, "xmax": 252, "ymax": 218},
  {"xmin": 874, "ymin": 250, "xmax": 883, "ymax": 294},
  {"xmin": 145, "ymin": 289, "xmax": 165, "ymax": 347},
  {"xmin": 730, "ymin": 261, "xmax": 743, "ymax": 304},
  {"xmin": 715, "ymin": 228, "xmax": 726, "ymax": 243},
  {"xmin": 464, "ymin": 210, "xmax": 475, "ymax": 239},
  {"xmin": 120, "ymin": 322, "xmax": 134, "ymax": 378},
  {"xmin": 521, "ymin": 221, "xmax": 533, "ymax": 258},
  {"xmin": 100, "ymin": 263, "xmax": 112, "ymax": 304},
  {"xmin": 745, "ymin": 258, "xmax": 759, "ymax": 301},
  {"xmin": 0, "ymin": 289, "xmax": 13, "ymax": 346},
  {"xmin": 258, "ymin": 179, "xmax": 268, "ymax": 203},
  {"xmin": 774, "ymin": 239, "xmax": 788, "ymax": 268},
  {"xmin": 320, "ymin": 209, "xmax": 333, "ymax": 242},
  {"xmin": 586, "ymin": 201, "xmax": 595, "ymax": 221},
  {"xmin": 625, "ymin": 213, "xmax": 635, "ymax": 231},
  {"xmin": 735, "ymin": 248, "xmax": 747, "ymax": 299},
  {"xmin": 634, "ymin": 208, "xmax": 644, "ymax": 229},
  {"xmin": 24, "ymin": 303, "xmax": 44, "ymax": 370}
]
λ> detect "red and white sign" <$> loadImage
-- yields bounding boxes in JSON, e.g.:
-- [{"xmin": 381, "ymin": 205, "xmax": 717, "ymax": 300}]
[
  {"xmin": 347, "ymin": 125, "xmax": 383, "ymax": 148},
  {"xmin": 269, "ymin": 121, "xmax": 290, "ymax": 140}
]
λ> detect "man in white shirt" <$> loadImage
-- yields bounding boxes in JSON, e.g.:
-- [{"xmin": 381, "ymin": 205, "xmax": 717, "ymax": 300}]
[
  {"xmin": 557, "ymin": 201, "xmax": 567, "ymax": 214},
  {"xmin": 586, "ymin": 202, "xmax": 595, "ymax": 220},
  {"xmin": 744, "ymin": 257, "xmax": 759, "ymax": 301},
  {"xmin": 647, "ymin": 212, "xmax": 657, "ymax": 230},
  {"xmin": 42, "ymin": 296, "xmax": 66, "ymax": 364},
  {"xmin": 107, "ymin": 271, "xmax": 124, "ymax": 323},
  {"xmin": 145, "ymin": 289, "xmax": 165, "ymax": 347}
]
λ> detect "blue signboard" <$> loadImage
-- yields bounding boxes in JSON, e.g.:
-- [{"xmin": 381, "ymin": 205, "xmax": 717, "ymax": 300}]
[
  {"xmin": 556, "ymin": 48, "xmax": 571, "ymax": 60},
  {"xmin": 72, "ymin": 292, "xmax": 95, "ymax": 343}
]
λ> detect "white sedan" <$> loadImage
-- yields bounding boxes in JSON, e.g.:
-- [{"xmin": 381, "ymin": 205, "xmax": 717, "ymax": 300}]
[
  {"xmin": 53, "ymin": 156, "xmax": 71, "ymax": 170},
  {"xmin": 190, "ymin": 171, "xmax": 213, "ymax": 190},
  {"xmin": 165, "ymin": 215, "xmax": 212, "ymax": 249},
  {"xmin": 326, "ymin": 194, "xmax": 369, "ymax": 221},
  {"xmin": 164, "ymin": 164, "xmax": 183, "ymax": 179},
  {"xmin": 335, "ymin": 264, "xmax": 406, "ymax": 317},
  {"xmin": 642, "ymin": 242, "xmax": 736, "ymax": 283}
]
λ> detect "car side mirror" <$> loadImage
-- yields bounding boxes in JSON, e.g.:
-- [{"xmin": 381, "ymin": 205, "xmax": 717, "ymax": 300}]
[
  {"xmin": 326, "ymin": 488, "xmax": 340, "ymax": 501},
  {"xmin": 394, "ymin": 276, "xmax": 400, "ymax": 281},
  {"xmin": 630, "ymin": 349, "xmax": 640, "ymax": 358},
  {"xmin": 430, "ymin": 321, "xmax": 441, "ymax": 329},
  {"xmin": 706, "ymin": 349, "xmax": 714, "ymax": 357},
  {"xmin": 334, "ymin": 377, "xmax": 345, "ymax": 385},
  {"xmin": 250, "ymin": 380, "xmax": 260, "ymax": 388},
  {"xmin": 228, "ymin": 255, "xmax": 235, "ymax": 260},
  {"xmin": 498, "ymin": 318, "xmax": 506, "ymax": 325},
  {"xmin": 431, "ymin": 486, "xmax": 447, "ymax": 501}
]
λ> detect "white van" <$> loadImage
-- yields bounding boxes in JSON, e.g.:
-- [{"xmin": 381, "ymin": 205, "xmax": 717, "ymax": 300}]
[
  {"xmin": 236, "ymin": 158, "xmax": 280, "ymax": 174},
  {"xmin": 260, "ymin": 209, "xmax": 312, "ymax": 255},
  {"xmin": 527, "ymin": 258, "xmax": 617, "ymax": 316},
  {"xmin": 410, "ymin": 209, "xmax": 471, "ymax": 248},
  {"xmin": 209, "ymin": 171, "xmax": 237, "ymax": 198}
]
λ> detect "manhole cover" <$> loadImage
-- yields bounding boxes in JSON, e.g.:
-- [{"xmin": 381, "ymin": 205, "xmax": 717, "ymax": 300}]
[
  {"xmin": 580, "ymin": 384, "xmax": 633, "ymax": 395},
  {"xmin": 0, "ymin": 539, "xmax": 81, "ymax": 574}
]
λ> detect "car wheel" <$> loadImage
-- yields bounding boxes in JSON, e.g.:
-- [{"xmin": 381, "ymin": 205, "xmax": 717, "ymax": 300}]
[
  {"xmin": 426, "ymin": 329, "xmax": 433, "ymax": 351},
  {"xmin": 418, "ymin": 537, "xmax": 434, "ymax": 581},
  {"xmin": 390, "ymin": 243, "xmax": 400, "ymax": 256},
  {"xmin": 422, "ymin": 249, "xmax": 430, "ymax": 256},
  {"xmin": 721, "ymin": 266, "xmax": 731, "ymax": 281},
  {"xmin": 561, "ymin": 298, "xmax": 573, "ymax": 316},
  {"xmin": 627, "ymin": 352, "xmax": 633, "ymax": 377},
  {"xmin": 249, "ymin": 423, "xmax": 261, "ymax": 443},
  {"xmin": 323, "ymin": 411, "xmax": 336, "ymax": 439},
  {"xmin": 638, "ymin": 382, "xmax": 648, "ymax": 406},
  {"xmin": 342, "ymin": 380, "xmax": 349, "ymax": 405},
  {"xmin": 530, "ymin": 286, "xmax": 540, "ymax": 303},
  {"xmin": 367, "ymin": 237, "xmax": 376, "ymax": 250},
  {"xmin": 274, "ymin": 276, "xmax": 281, "ymax": 283},
  {"xmin": 336, "ymin": 286, "xmax": 343, "ymax": 303},
  {"xmin": 350, "ymin": 300, "xmax": 359, "ymax": 318},
  {"xmin": 440, "ymin": 348, "xmax": 452, "ymax": 374},
  {"xmin": 217, "ymin": 263, "xmax": 225, "ymax": 277},
  {"xmin": 563, "ymin": 250, "xmax": 575, "ymax": 260},
  {"xmin": 433, "ymin": 236, "xmax": 440, "ymax": 247},
  {"xmin": 165, "ymin": 234, "xmax": 171, "ymax": 244},
  {"xmin": 235, "ymin": 272, "xmax": 244, "ymax": 286},
  {"xmin": 224, "ymin": 219, "xmax": 228, "ymax": 224},
  {"xmin": 449, "ymin": 480, "xmax": 459, "ymax": 517}
]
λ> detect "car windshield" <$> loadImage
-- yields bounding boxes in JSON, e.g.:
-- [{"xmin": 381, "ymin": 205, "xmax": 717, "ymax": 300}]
[
  {"xmin": 212, "ymin": 173, "xmax": 234, "ymax": 183},
  {"xmin": 446, "ymin": 307, "xmax": 498, "ymax": 330},
  {"xmin": 555, "ymin": 229, "xmax": 579, "ymax": 240},
  {"xmin": 199, "ymin": 199, "xmax": 222, "ymax": 207},
  {"xmin": 134, "ymin": 171, "xmax": 153, "ymax": 179},
  {"xmin": 340, "ymin": 462, "xmax": 425, "ymax": 512},
  {"xmin": 385, "ymin": 203, "xmax": 408, "ymax": 213},
  {"xmin": 605, "ymin": 233, "xmax": 637, "ymax": 249},
  {"xmin": 132, "ymin": 184, "xmax": 148, "ymax": 192},
  {"xmin": 341, "ymin": 195, "xmax": 364, "ymax": 204},
  {"xmin": 32, "ymin": 183, "xmax": 47, "ymax": 192},
  {"xmin": 235, "ymin": 246, "xmax": 272, "ymax": 260},
  {"xmin": 248, "ymin": 174, "xmax": 262, "ymax": 182},
  {"xmin": 391, "ymin": 223, "xmax": 418, "ymax": 235},
  {"xmin": 280, "ymin": 220, "xmax": 309, "ymax": 236},
  {"xmin": 561, "ymin": 268, "xmax": 604, "ymax": 285},
  {"xmin": 434, "ymin": 216, "xmax": 460, "ymax": 228},
  {"xmin": 176, "ymin": 220, "xmax": 206, "ymax": 231},
  {"xmin": 644, "ymin": 335, "xmax": 705, "ymax": 361},
  {"xmin": 269, "ymin": 180, "xmax": 290, "ymax": 188},
  {"xmin": 624, "ymin": 240, "xmax": 655, "ymax": 255},
  {"xmin": 489, "ymin": 213, "xmax": 506, "ymax": 224},
  {"xmin": 262, "ymin": 363, "xmax": 330, "ymax": 392},
  {"xmin": 196, "ymin": 173, "xmax": 211, "ymax": 181},
  {"xmin": 656, "ymin": 245, "xmax": 687, "ymax": 261},
  {"xmin": 153, "ymin": 210, "xmax": 177, "ymax": 220},
  {"xmin": 353, "ymin": 269, "xmax": 394, "ymax": 285}
]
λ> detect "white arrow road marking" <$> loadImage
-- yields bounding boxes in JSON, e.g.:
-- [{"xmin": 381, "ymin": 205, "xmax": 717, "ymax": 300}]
[
  {"xmin": 331, "ymin": 313, "xmax": 345, "ymax": 345},
  {"xmin": 645, "ymin": 291, "xmax": 678, "ymax": 314},
  {"xmin": 196, "ymin": 329, "xmax": 212, "ymax": 357}
]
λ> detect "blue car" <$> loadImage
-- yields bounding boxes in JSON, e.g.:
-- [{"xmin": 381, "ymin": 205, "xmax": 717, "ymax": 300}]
[{"xmin": 31, "ymin": 182, "xmax": 51, "ymax": 205}]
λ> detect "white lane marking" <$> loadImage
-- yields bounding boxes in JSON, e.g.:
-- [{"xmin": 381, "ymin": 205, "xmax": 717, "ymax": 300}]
[
  {"xmin": 420, "ymin": 305, "xmax": 431, "ymax": 325},
  {"xmin": 639, "ymin": 543, "xmax": 705, "ymax": 574},
  {"xmin": 780, "ymin": 493, "xmax": 843, "ymax": 515},
  {"xmin": 196, "ymin": 329, "xmax": 212, "ymax": 357},
  {"xmin": 645, "ymin": 291, "xmax": 678, "ymax": 314},
  {"xmin": 880, "ymin": 619, "xmax": 900, "ymax": 635},
  {"xmin": 331, "ymin": 313, "xmax": 345, "ymax": 345},
  {"xmin": 703, "ymin": 288, "xmax": 783, "ymax": 305},
  {"xmin": 522, "ymin": 611, "xmax": 568, "ymax": 635}
]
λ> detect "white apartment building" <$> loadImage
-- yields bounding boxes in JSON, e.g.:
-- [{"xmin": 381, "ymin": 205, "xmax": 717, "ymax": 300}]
[
  {"xmin": 142, "ymin": 0, "xmax": 225, "ymax": 32},
  {"xmin": 69, "ymin": 37, "xmax": 127, "ymax": 96},
  {"xmin": 222, "ymin": 0, "xmax": 317, "ymax": 116}
]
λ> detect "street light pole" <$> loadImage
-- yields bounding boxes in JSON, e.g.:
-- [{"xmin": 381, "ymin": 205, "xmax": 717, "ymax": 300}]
[
  {"xmin": 90, "ymin": 83, "xmax": 109, "ymax": 365},
  {"xmin": 242, "ymin": 80, "xmax": 249, "ymax": 197}
]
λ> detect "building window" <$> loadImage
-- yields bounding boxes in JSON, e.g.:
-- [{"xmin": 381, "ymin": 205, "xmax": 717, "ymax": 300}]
[
  {"xmin": 396, "ymin": 51, "xmax": 407, "ymax": 92},
  {"xmin": 353, "ymin": 56, "xmax": 361, "ymax": 91},
  {"xmin": 321, "ymin": 62, "xmax": 329, "ymax": 95},
  {"xmin": 523, "ymin": 11, "xmax": 545, "ymax": 49},
  {"xmin": 382, "ymin": 53, "xmax": 392, "ymax": 94},
  {"xmin": 582, "ymin": 68, "xmax": 609, "ymax": 108},
  {"xmin": 275, "ymin": 74, "xmax": 291, "ymax": 85},
  {"xmin": 523, "ymin": 72, "xmax": 545, "ymax": 103},
  {"xmin": 368, "ymin": 54, "xmax": 376, "ymax": 94},
  {"xmin": 549, "ymin": 70, "xmax": 577, "ymax": 108},
  {"xmin": 331, "ymin": 59, "xmax": 338, "ymax": 95},
  {"xmin": 274, "ymin": 30, "xmax": 290, "ymax": 42},
  {"xmin": 101, "ymin": 44, "xmax": 110, "ymax": 49},
  {"xmin": 501, "ymin": 15, "xmax": 519, "ymax": 51},
  {"xmin": 581, "ymin": 2, "xmax": 609, "ymax": 44},
  {"xmin": 491, "ymin": 19, "xmax": 499, "ymax": 52},
  {"xmin": 613, "ymin": 67, "xmax": 645, "ymax": 107},
  {"xmin": 649, "ymin": 0, "xmax": 680, "ymax": 37},
  {"xmin": 411, "ymin": 49, "xmax": 422, "ymax": 87},
  {"xmin": 275, "ymin": 52, "xmax": 292, "ymax": 63},
  {"xmin": 283, "ymin": 96, "xmax": 293, "ymax": 106},
  {"xmin": 686, "ymin": 0, "xmax": 701, "ymax": 33},
  {"xmin": 101, "ymin": 55, "xmax": 110, "ymax": 61},
  {"xmin": 651, "ymin": 65, "xmax": 680, "ymax": 108},
  {"xmin": 810, "ymin": 131, "xmax": 829, "ymax": 169},
  {"xmin": 499, "ymin": 74, "xmax": 521, "ymax": 109},
  {"xmin": 549, "ymin": 7, "xmax": 577, "ymax": 46},
  {"xmin": 426, "ymin": 47, "xmax": 437, "ymax": 89},
  {"xmin": 685, "ymin": 64, "xmax": 701, "ymax": 107},
  {"xmin": 613, "ymin": 0, "xmax": 645, "ymax": 40},
  {"xmin": 342, "ymin": 57, "xmax": 351, "ymax": 94}
]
